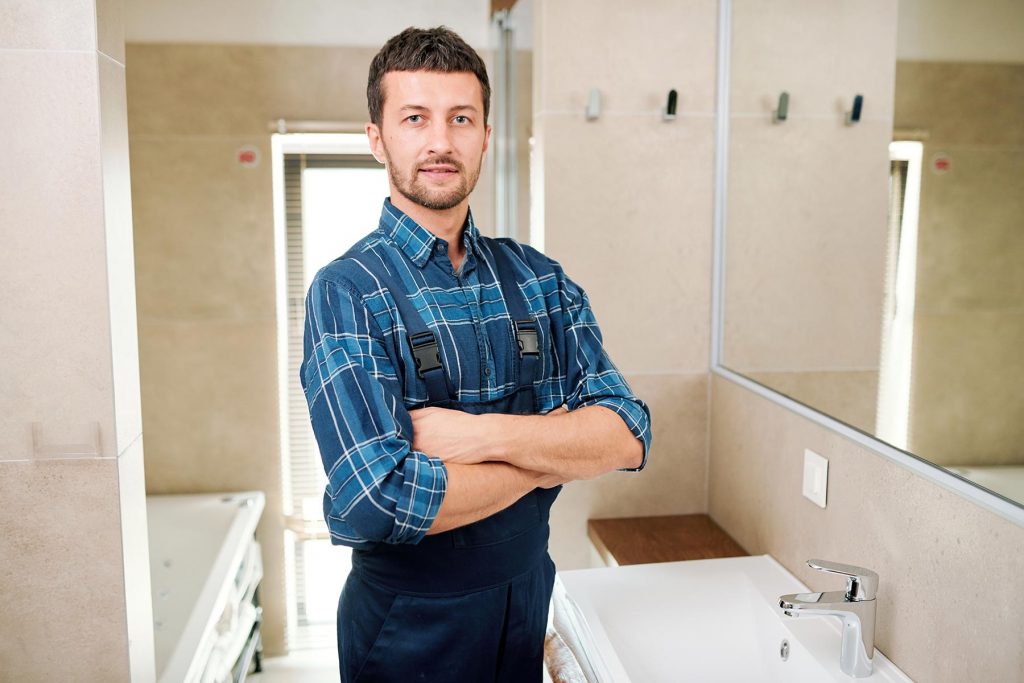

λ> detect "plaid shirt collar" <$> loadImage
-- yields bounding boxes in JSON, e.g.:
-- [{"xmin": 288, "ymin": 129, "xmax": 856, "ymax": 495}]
[{"xmin": 378, "ymin": 197, "xmax": 481, "ymax": 269}]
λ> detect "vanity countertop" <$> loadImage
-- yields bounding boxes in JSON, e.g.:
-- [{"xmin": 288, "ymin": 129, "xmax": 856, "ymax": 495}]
[{"xmin": 587, "ymin": 514, "xmax": 747, "ymax": 566}]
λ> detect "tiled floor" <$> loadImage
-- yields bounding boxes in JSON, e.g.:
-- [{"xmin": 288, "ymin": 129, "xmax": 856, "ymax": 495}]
[{"xmin": 247, "ymin": 648, "xmax": 337, "ymax": 682}]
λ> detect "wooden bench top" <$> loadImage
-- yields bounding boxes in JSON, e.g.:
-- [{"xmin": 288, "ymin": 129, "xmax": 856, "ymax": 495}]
[{"xmin": 587, "ymin": 514, "xmax": 747, "ymax": 566}]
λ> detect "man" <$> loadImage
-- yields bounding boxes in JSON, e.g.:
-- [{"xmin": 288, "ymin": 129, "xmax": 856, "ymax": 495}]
[{"xmin": 301, "ymin": 26, "xmax": 652, "ymax": 682}]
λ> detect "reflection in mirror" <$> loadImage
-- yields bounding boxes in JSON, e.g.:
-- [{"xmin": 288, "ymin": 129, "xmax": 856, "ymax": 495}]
[{"xmin": 722, "ymin": 0, "xmax": 1024, "ymax": 507}]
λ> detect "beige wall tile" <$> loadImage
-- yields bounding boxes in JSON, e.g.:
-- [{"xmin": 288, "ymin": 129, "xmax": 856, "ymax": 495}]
[
  {"xmin": 536, "ymin": 0, "xmax": 717, "ymax": 115},
  {"xmin": 0, "ymin": 0, "xmax": 97, "ymax": 51},
  {"xmin": 129, "ymin": 136, "xmax": 276, "ymax": 322},
  {"xmin": 723, "ymin": 117, "xmax": 890, "ymax": 371},
  {"xmin": 895, "ymin": 62, "xmax": 1024, "ymax": 146},
  {"xmin": 709, "ymin": 374, "xmax": 1024, "ymax": 682},
  {"xmin": 125, "ymin": 44, "xmax": 379, "ymax": 136},
  {"xmin": 0, "ymin": 49, "xmax": 121, "ymax": 459},
  {"xmin": 516, "ymin": 50, "xmax": 533, "ymax": 243},
  {"xmin": 252, "ymin": 501, "xmax": 287, "ymax": 657},
  {"xmin": 915, "ymin": 146, "xmax": 1024, "ymax": 314},
  {"xmin": 540, "ymin": 114, "xmax": 714, "ymax": 375},
  {"xmin": 550, "ymin": 372, "xmax": 708, "ymax": 570},
  {"xmin": 138, "ymin": 319, "xmax": 279, "ymax": 490},
  {"xmin": 475, "ymin": 123, "xmax": 497, "ymax": 236},
  {"xmin": 910, "ymin": 311, "xmax": 1024, "ymax": 467},
  {"xmin": 0, "ymin": 458, "xmax": 130, "ymax": 681},
  {"xmin": 730, "ymin": 0, "xmax": 897, "ymax": 119}
]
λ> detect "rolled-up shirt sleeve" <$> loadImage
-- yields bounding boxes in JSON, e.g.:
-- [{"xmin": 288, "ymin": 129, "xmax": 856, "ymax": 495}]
[
  {"xmin": 301, "ymin": 274, "xmax": 447, "ymax": 547},
  {"xmin": 553, "ymin": 262, "xmax": 653, "ymax": 472}
]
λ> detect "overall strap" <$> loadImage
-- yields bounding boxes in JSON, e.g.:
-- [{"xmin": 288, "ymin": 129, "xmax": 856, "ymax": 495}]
[
  {"xmin": 488, "ymin": 241, "xmax": 542, "ymax": 390},
  {"xmin": 345, "ymin": 250, "xmax": 451, "ymax": 405}
]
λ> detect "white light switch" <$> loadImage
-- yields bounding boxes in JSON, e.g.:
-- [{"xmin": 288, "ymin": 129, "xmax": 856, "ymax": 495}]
[{"xmin": 802, "ymin": 449, "xmax": 828, "ymax": 508}]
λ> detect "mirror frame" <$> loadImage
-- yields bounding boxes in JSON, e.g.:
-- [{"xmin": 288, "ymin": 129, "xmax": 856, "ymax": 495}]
[{"xmin": 709, "ymin": 0, "xmax": 1024, "ymax": 528}]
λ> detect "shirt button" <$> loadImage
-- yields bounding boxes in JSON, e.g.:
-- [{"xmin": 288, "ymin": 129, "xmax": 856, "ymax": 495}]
[
  {"xmin": 436, "ymin": 243, "xmax": 445, "ymax": 252},
  {"xmin": 484, "ymin": 367, "xmax": 491, "ymax": 377}
]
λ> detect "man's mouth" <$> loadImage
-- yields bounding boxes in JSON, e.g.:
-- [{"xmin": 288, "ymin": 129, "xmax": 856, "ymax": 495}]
[{"xmin": 419, "ymin": 164, "xmax": 459, "ymax": 179}]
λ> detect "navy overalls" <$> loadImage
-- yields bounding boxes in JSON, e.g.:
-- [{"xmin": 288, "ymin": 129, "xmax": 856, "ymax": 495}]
[{"xmin": 336, "ymin": 239, "xmax": 562, "ymax": 682}]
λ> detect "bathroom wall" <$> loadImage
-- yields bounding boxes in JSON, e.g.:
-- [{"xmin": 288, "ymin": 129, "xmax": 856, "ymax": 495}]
[
  {"xmin": 126, "ymin": 42, "xmax": 532, "ymax": 655},
  {"xmin": 533, "ymin": 0, "xmax": 718, "ymax": 569},
  {"xmin": 894, "ymin": 61, "xmax": 1024, "ymax": 467},
  {"xmin": 0, "ymin": 1, "xmax": 154, "ymax": 680}
]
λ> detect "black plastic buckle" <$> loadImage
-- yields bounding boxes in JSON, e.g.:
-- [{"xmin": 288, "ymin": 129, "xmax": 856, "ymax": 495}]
[
  {"xmin": 409, "ymin": 331, "xmax": 442, "ymax": 378},
  {"xmin": 513, "ymin": 319, "xmax": 540, "ymax": 356}
]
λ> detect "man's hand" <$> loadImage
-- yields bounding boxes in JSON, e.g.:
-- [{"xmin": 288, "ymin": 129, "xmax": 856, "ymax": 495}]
[{"xmin": 410, "ymin": 406, "xmax": 489, "ymax": 465}]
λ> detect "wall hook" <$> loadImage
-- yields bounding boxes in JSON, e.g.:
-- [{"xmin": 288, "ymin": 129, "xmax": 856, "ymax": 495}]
[
  {"xmin": 585, "ymin": 88, "xmax": 601, "ymax": 121},
  {"xmin": 772, "ymin": 91, "xmax": 789, "ymax": 124},
  {"xmin": 662, "ymin": 89, "xmax": 678, "ymax": 122},
  {"xmin": 845, "ymin": 94, "xmax": 864, "ymax": 125}
]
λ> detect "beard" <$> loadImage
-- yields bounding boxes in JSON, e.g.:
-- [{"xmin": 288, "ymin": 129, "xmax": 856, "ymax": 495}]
[{"xmin": 381, "ymin": 144, "xmax": 483, "ymax": 211}]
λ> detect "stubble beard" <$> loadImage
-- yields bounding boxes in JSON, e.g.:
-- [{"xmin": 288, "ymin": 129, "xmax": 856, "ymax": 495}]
[{"xmin": 382, "ymin": 143, "xmax": 482, "ymax": 211}]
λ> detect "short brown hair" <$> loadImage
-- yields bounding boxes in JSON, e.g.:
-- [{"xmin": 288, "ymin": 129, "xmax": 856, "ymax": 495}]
[{"xmin": 367, "ymin": 26, "xmax": 491, "ymax": 127}]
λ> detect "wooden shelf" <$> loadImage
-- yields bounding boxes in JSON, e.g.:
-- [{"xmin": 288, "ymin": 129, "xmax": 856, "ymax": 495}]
[{"xmin": 587, "ymin": 514, "xmax": 747, "ymax": 566}]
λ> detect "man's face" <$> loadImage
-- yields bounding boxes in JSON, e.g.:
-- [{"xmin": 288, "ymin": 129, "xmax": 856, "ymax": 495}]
[{"xmin": 367, "ymin": 70, "xmax": 491, "ymax": 212}]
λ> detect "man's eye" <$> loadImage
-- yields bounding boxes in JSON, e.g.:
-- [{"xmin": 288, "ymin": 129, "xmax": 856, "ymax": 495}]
[
  {"xmin": 407, "ymin": 115, "xmax": 422, "ymax": 123},
  {"xmin": 453, "ymin": 115, "xmax": 469, "ymax": 124}
]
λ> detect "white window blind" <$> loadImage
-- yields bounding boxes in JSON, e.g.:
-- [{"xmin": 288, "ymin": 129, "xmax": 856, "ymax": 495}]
[{"xmin": 281, "ymin": 149, "xmax": 388, "ymax": 649}]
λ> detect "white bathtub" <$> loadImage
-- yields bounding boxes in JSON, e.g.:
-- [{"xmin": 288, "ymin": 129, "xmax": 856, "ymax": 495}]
[{"xmin": 147, "ymin": 491, "xmax": 266, "ymax": 683}]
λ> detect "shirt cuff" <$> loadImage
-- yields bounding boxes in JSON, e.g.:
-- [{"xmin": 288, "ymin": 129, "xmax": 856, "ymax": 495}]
[
  {"xmin": 581, "ymin": 396, "xmax": 652, "ymax": 472},
  {"xmin": 393, "ymin": 455, "xmax": 449, "ymax": 544}
]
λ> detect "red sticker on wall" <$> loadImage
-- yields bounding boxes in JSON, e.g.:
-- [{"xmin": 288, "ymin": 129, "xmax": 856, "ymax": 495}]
[
  {"xmin": 931, "ymin": 154, "xmax": 951, "ymax": 174},
  {"xmin": 237, "ymin": 145, "xmax": 261, "ymax": 168}
]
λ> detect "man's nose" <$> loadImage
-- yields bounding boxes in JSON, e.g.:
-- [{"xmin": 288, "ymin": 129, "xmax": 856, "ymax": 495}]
[{"xmin": 425, "ymin": 119, "xmax": 455, "ymax": 156}]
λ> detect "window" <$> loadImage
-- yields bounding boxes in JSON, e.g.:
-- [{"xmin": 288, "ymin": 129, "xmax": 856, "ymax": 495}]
[
  {"xmin": 272, "ymin": 134, "xmax": 389, "ymax": 649},
  {"xmin": 876, "ymin": 141, "xmax": 923, "ymax": 450}
]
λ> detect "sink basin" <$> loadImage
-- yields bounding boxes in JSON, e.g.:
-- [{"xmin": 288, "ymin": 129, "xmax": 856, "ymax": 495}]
[{"xmin": 552, "ymin": 555, "xmax": 911, "ymax": 682}]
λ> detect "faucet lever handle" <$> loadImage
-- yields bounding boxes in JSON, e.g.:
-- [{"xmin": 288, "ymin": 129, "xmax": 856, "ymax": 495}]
[{"xmin": 807, "ymin": 559, "xmax": 878, "ymax": 601}]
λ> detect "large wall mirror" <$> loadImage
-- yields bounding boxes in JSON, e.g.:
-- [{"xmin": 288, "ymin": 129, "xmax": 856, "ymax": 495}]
[{"xmin": 718, "ymin": 0, "xmax": 1023, "ymax": 512}]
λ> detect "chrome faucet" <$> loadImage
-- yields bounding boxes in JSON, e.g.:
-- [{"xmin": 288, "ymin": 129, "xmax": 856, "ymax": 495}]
[{"xmin": 779, "ymin": 559, "xmax": 878, "ymax": 678}]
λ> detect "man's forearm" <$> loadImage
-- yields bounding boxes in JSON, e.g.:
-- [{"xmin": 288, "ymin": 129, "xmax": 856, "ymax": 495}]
[
  {"xmin": 478, "ymin": 405, "xmax": 642, "ymax": 480},
  {"xmin": 425, "ymin": 462, "xmax": 562, "ymax": 535}
]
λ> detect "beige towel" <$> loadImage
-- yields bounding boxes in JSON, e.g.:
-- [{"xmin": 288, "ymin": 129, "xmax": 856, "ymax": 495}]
[{"xmin": 545, "ymin": 628, "xmax": 588, "ymax": 683}]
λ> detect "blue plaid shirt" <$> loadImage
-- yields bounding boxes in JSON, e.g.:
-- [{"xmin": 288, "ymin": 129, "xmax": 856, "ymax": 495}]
[{"xmin": 301, "ymin": 198, "xmax": 652, "ymax": 549}]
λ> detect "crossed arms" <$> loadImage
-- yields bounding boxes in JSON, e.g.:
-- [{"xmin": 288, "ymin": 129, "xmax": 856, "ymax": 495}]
[{"xmin": 413, "ymin": 404, "xmax": 644, "ymax": 534}]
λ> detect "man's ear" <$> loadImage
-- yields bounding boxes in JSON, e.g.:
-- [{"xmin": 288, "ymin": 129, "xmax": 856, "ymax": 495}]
[
  {"xmin": 366, "ymin": 122, "xmax": 385, "ymax": 164},
  {"xmin": 482, "ymin": 124, "xmax": 492, "ymax": 156}
]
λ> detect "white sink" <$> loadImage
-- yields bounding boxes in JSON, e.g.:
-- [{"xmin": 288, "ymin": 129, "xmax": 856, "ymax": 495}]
[{"xmin": 552, "ymin": 555, "xmax": 911, "ymax": 682}]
